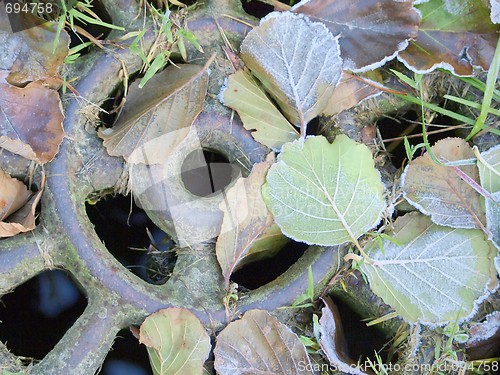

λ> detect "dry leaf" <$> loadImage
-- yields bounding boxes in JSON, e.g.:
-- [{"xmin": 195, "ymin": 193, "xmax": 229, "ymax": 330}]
[
  {"xmin": 240, "ymin": 12, "xmax": 342, "ymax": 128},
  {"xmin": 214, "ymin": 309, "xmax": 314, "ymax": 375},
  {"xmin": 322, "ymin": 72, "xmax": 383, "ymax": 116},
  {"xmin": 319, "ymin": 297, "xmax": 370, "ymax": 375},
  {"xmin": 99, "ymin": 56, "xmax": 214, "ymax": 165},
  {"xmin": 398, "ymin": 0, "xmax": 499, "ymax": 75},
  {"xmin": 401, "ymin": 137, "xmax": 486, "ymax": 229},
  {"xmin": 216, "ymin": 154, "xmax": 286, "ymax": 288},
  {"xmin": 293, "ymin": 0, "xmax": 420, "ymax": 72},
  {"xmin": 0, "ymin": 170, "xmax": 43, "ymax": 237},
  {"xmin": 0, "ymin": 71, "xmax": 64, "ymax": 164},
  {"xmin": 0, "ymin": 10, "xmax": 69, "ymax": 85}
]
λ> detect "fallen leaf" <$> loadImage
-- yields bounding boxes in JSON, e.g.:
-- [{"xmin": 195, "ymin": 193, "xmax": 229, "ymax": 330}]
[
  {"xmin": 262, "ymin": 135, "xmax": 386, "ymax": 246},
  {"xmin": 476, "ymin": 144, "xmax": 500, "ymax": 247},
  {"xmin": 99, "ymin": 56, "xmax": 214, "ymax": 164},
  {"xmin": 398, "ymin": 0, "xmax": 499, "ymax": 75},
  {"xmin": 0, "ymin": 71, "xmax": 64, "ymax": 164},
  {"xmin": 293, "ymin": 0, "xmax": 420, "ymax": 72},
  {"xmin": 240, "ymin": 12, "xmax": 342, "ymax": 130},
  {"xmin": 322, "ymin": 72, "xmax": 383, "ymax": 117},
  {"xmin": 214, "ymin": 309, "xmax": 313, "ymax": 375},
  {"xmin": 221, "ymin": 69, "xmax": 298, "ymax": 150},
  {"xmin": 139, "ymin": 308, "xmax": 211, "ymax": 375},
  {"xmin": 360, "ymin": 212, "xmax": 498, "ymax": 324},
  {"xmin": 0, "ymin": 9, "xmax": 69, "ymax": 85},
  {"xmin": 319, "ymin": 297, "xmax": 370, "ymax": 375},
  {"xmin": 401, "ymin": 137, "xmax": 485, "ymax": 229},
  {"xmin": 466, "ymin": 311, "xmax": 500, "ymax": 359},
  {"xmin": 216, "ymin": 154, "xmax": 287, "ymax": 288},
  {"xmin": 492, "ymin": 0, "xmax": 500, "ymax": 23},
  {"xmin": 0, "ymin": 170, "xmax": 44, "ymax": 238}
]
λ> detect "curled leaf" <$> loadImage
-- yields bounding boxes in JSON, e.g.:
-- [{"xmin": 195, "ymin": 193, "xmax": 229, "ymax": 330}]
[
  {"xmin": 240, "ymin": 12, "xmax": 342, "ymax": 128},
  {"xmin": 99, "ymin": 56, "xmax": 214, "ymax": 164},
  {"xmin": 398, "ymin": 0, "xmax": 500, "ymax": 75},
  {"xmin": 401, "ymin": 138, "xmax": 485, "ymax": 229},
  {"xmin": 221, "ymin": 69, "xmax": 298, "ymax": 150},
  {"xmin": 262, "ymin": 135, "xmax": 386, "ymax": 246},
  {"xmin": 216, "ymin": 154, "xmax": 286, "ymax": 288},
  {"xmin": 139, "ymin": 308, "xmax": 211, "ymax": 375},
  {"xmin": 360, "ymin": 212, "xmax": 498, "ymax": 324},
  {"xmin": 293, "ymin": 0, "xmax": 420, "ymax": 72},
  {"xmin": 214, "ymin": 309, "xmax": 313, "ymax": 375},
  {"xmin": 0, "ymin": 170, "xmax": 44, "ymax": 238},
  {"xmin": 0, "ymin": 71, "xmax": 64, "ymax": 164}
]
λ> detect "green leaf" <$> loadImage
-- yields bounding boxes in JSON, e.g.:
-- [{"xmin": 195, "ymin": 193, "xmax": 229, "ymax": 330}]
[
  {"xmin": 222, "ymin": 69, "xmax": 299, "ymax": 150},
  {"xmin": 139, "ymin": 52, "xmax": 167, "ymax": 89},
  {"xmin": 139, "ymin": 308, "xmax": 211, "ymax": 375},
  {"xmin": 262, "ymin": 135, "xmax": 386, "ymax": 246},
  {"xmin": 214, "ymin": 309, "xmax": 314, "ymax": 375},
  {"xmin": 476, "ymin": 144, "xmax": 500, "ymax": 194},
  {"xmin": 398, "ymin": 0, "xmax": 500, "ymax": 75},
  {"xmin": 360, "ymin": 212, "xmax": 498, "ymax": 324},
  {"xmin": 240, "ymin": 12, "xmax": 342, "ymax": 130}
]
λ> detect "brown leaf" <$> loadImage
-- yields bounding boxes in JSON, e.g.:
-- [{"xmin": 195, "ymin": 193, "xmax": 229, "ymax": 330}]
[
  {"xmin": 322, "ymin": 72, "xmax": 383, "ymax": 116},
  {"xmin": 0, "ymin": 72, "xmax": 64, "ymax": 164},
  {"xmin": 216, "ymin": 154, "xmax": 286, "ymax": 288},
  {"xmin": 214, "ymin": 309, "xmax": 314, "ymax": 375},
  {"xmin": 99, "ymin": 56, "xmax": 215, "ymax": 165},
  {"xmin": 293, "ymin": 0, "xmax": 420, "ymax": 71},
  {"xmin": 398, "ymin": 0, "xmax": 499, "ymax": 75},
  {"xmin": 401, "ymin": 137, "xmax": 486, "ymax": 229},
  {"xmin": 319, "ymin": 297, "xmax": 371, "ymax": 375},
  {"xmin": 0, "ymin": 170, "xmax": 44, "ymax": 238},
  {"xmin": 0, "ymin": 10, "xmax": 70, "ymax": 85}
]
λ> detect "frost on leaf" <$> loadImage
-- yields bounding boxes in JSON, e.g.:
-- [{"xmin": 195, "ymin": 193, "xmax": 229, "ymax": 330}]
[
  {"xmin": 319, "ymin": 297, "xmax": 368, "ymax": 375},
  {"xmin": 262, "ymin": 135, "xmax": 386, "ymax": 246},
  {"xmin": 477, "ymin": 144, "xmax": 500, "ymax": 248},
  {"xmin": 398, "ymin": 0, "xmax": 500, "ymax": 75},
  {"xmin": 139, "ymin": 308, "xmax": 211, "ymax": 375},
  {"xmin": 360, "ymin": 212, "xmax": 498, "ymax": 324},
  {"xmin": 492, "ymin": 0, "xmax": 500, "ymax": 23},
  {"xmin": 214, "ymin": 309, "xmax": 313, "ymax": 375},
  {"xmin": 240, "ymin": 12, "xmax": 342, "ymax": 129},
  {"xmin": 0, "ymin": 72, "xmax": 64, "ymax": 164},
  {"xmin": 0, "ymin": 9, "xmax": 69, "ymax": 86},
  {"xmin": 99, "ymin": 58, "xmax": 213, "ymax": 165},
  {"xmin": 293, "ymin": 0, "xmax": 420, "ymax": 72},
  {"xmin": 401, "ymin": 137, "xmax": 485, "ymax": 229},
  {"xmin": 216, "ymin": 154, "xmax": 287, "ymax": 288},
  {"xmin": 0, "ymin": 169, "xmax": 43, "ymax": 238},
  {"xmin": 222, "ymin": 69, "xmax": 298, "ymax": 150}
]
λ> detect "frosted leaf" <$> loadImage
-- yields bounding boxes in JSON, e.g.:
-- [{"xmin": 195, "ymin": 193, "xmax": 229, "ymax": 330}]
[
  {"xmin": 401, "ymin": 138, "xmax": 485, "ymax": 229},
  {"xmin": 262, "ymin": 135, "xmax": 386, "ymax": 246},
  {"xmin": 360, "ymin": 212, "xmax": 498, "ymax": 324},
  {"xmin": 491, "ymin": 0, "xmax": 500, "ymax": 23},
  {"xmin": 214, "ymin": 310, "xmax": 313, "ymax": 375},
  {"xmin": 240, "ymin": 12, "xmax": 342, "ymax": 128}
]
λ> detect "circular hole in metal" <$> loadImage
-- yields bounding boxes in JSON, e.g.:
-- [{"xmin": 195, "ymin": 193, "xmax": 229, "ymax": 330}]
[
  {"xmin": 0, "ymin": 269, "xmax": 87, "ymax": 359},
  {"xmin": 231, "ymin": 240, "xmax": 308, "ymax": 290},
  {"xmin": 181, "ymin": 149, "xmax": 239, "ymax": 198},
  {"xmin": 86, "ymin": 193, "xmax": 176, "ymax": 285}
]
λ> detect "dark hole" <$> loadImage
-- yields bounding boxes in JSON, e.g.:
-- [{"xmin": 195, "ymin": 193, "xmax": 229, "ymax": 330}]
[
  {"xmin": 231, "ymin": 240, "xmax": 308, "ymax": 290},
  {"xmin": 240, "ymin": 0, "xmax": 274, "ymax": 18},
  {"xmin": 86, "ymin": 194, "xmax": 176, "ymax": 285},
  {"xmin": 377, "ymin": 110, "xmax": 459, "ymax": 168},
  {"xmin": 99, "ymin": 87, "xmax": 125, "ymax": 128},
  {"xmin": 66, "ymin": 0, "xmax": 113, "ymax": 52},
  {"xmin": 0, "ymin": 269, "xmax": 87, "ymax": 360},
  {"xmin": 101, "ymin": 329, "xmax": 152, "ymax": 375},
  {"xmin": 330, "ymin": 296, "xmax": 391, "ymax": 364},
  {"xmin": 305, "ymin": 116, "xmax": 321, "ymax": 136},
  {"xmin": 181, "ymin": 149, "xmax": 238, "ymax": 197}
]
